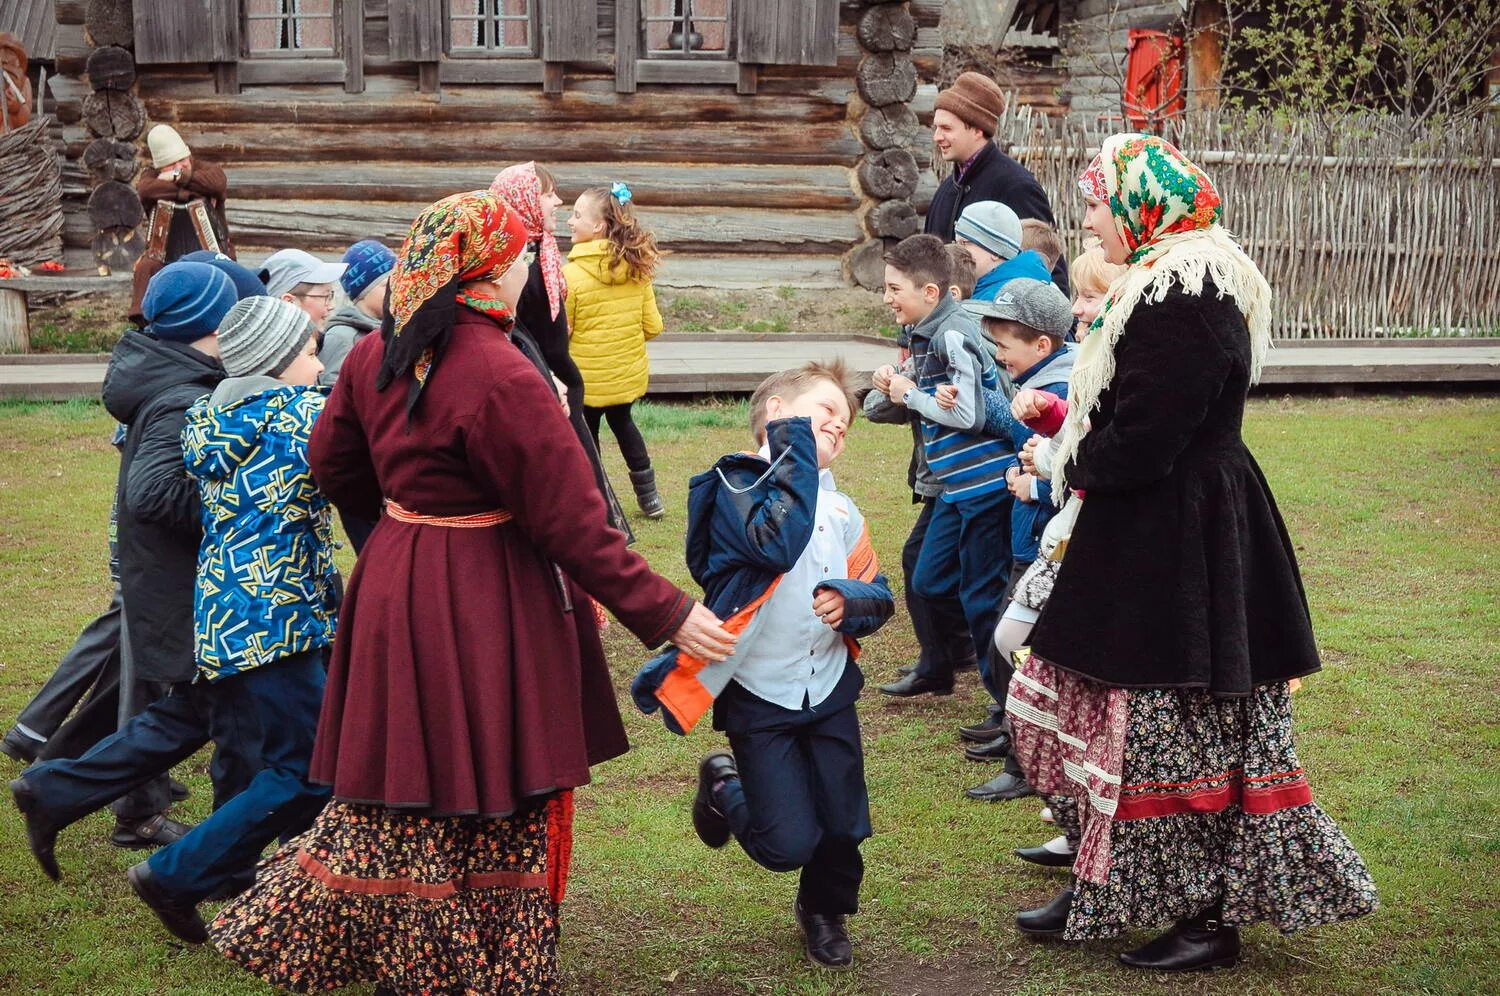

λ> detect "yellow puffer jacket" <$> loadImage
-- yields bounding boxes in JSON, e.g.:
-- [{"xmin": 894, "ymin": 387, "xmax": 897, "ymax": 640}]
[{"xmin": 564, "ymin": 240, "xmax": 664, "ymax": 408}]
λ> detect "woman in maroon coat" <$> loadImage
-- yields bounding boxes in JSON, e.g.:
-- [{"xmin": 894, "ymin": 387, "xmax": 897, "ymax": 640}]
[{"xmin": 209, "ymin": 191, "xmax": 734, "ymax": 993}]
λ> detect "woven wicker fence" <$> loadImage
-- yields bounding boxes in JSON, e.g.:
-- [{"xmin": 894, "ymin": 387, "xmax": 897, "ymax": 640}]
[
  {"xmin": 982, "ymin": 108, "xmax": 1500, "ymax": 338},
  {"xmin": 0, "ymin": 115, "xmax": 63, "ymax": 267}
]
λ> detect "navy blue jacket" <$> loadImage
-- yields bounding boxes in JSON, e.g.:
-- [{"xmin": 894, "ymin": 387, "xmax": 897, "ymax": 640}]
[{"xmin": 631, "ymin": 418, "xmax": 894, "ymax": 733}]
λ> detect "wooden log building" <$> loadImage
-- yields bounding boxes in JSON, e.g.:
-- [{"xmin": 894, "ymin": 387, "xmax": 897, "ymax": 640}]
[{"xmin": 14, "ymin": 1, "xmax": 1269, "ymax": 288}]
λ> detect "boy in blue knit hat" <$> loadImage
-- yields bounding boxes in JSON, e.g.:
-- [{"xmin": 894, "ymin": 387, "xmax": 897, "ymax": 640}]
[
  {"xmin": 11, "ymin": 261, "xmax": 265, "ymax": 880},
  {"xmin": 955, "ymin": 201, "xmax": 1054, "ymax": 302},
  {"xmin": 319, "ymin": 239, "xmax": 395, "ymax": 386}
]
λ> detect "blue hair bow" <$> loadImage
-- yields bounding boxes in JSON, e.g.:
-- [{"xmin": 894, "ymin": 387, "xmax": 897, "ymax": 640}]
[{"xmin": 610, "ymin": 181, "xmax": 633, "ymax": 205}]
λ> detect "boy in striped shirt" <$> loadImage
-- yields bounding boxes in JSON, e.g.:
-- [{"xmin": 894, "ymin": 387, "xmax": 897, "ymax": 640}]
[{"xmin": 870, "ymin": 234, "xmax": 1015, "ymax": 703}]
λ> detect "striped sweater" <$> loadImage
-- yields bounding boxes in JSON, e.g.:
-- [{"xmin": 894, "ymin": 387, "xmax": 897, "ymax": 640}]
[{"xmin": 900, "ymin": 297, "xmax": 1015, "ymax": 502}]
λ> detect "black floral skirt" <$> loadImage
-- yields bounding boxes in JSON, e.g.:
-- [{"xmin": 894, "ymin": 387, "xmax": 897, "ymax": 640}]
[
  {"xmin": 210, "ymin": 794, "xmax": 573, "ymax": 994},
  {"xmin": 1008, "ymin": 659, "xmax": 1379, "ymax": 941}
]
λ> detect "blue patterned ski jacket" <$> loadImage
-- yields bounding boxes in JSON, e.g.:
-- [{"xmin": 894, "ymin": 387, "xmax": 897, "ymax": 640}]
[{"xmin": 182, "ymin": 380, "xmax": 338, "ymax": 681}]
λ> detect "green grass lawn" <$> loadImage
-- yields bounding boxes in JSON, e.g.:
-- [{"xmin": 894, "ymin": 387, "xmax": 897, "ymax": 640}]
[{"xmin": 0, "ymin": 394, "xmax": 1496, "ymax": 995}]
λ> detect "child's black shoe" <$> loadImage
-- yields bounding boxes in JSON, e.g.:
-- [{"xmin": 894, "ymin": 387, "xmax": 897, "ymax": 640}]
[
  {"xmin": 692, "ymin": 752, "xmax": 736, "ymax": 848},
  {"xmin": 795, "ymin": 900, "xmax": 853, "ymax": 969}
]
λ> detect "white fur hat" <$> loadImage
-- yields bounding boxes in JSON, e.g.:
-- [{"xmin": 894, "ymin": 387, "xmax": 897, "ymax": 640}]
[{"xmin": 147, "ymin": 124, "xmax": 192, "ymax": 170}]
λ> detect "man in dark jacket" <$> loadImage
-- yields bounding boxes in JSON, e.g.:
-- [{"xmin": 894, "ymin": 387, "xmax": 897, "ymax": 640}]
[
  {"xmin": 924, "ymin": 72, "xmax": 1068, "ymax": 293},
  {"xmin": 10, "ymin": 262, "xmax": 267, "ymax": 883}
]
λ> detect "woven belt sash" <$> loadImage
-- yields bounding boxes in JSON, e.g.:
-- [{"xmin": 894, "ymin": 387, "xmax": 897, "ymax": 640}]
[{"xmin": 385, "ymin": 500, "xmax": 512, "ymax": 528}]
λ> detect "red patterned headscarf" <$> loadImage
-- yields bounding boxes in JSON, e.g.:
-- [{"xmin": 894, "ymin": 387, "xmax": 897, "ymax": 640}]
[
  {"xmin": 377, "ymin": 191, "xmax": 529, "ymax": 406},
  {"xmin": 490, "ymin": 162, "xmax": 566, "ymax": 321},
  {"xmin": 1078, "ymin": 134, "xmax": 1222, "ymax": 262}
]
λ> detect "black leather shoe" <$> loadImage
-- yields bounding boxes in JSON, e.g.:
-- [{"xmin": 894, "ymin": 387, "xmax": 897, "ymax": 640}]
[
  {"xmin": 692, "ymin": 753, "xmax": 736, "ymax": 849},
  {"xmin": 878, "ymin": 672, "xmax": 953, "ymax": 697},
  {"xmin": 965, "ymin": 771, "xmax": 1036, "ymax": 802},
  {"xmin": 1, "ymin": 727, "xmax": 41, "ymax": 764},
  {"xmin": 1118, "ymin": 909, "xmax": 1241, "ymax": 971},
  {"xmin": 169, "ymin": 779, "xmax": 189, "ymax": 803},
  {"xmin": 110, "ymin": 813, "xmax": 194, "ymax": 850},
  {"xmin": 958, "ymin": 714, "xmax": 1006, "ymax": 743},
  {"xmin": 1014, "ymin": 835, "xmax": 1076, "ymax": 868},
  {"xmin": 795, "ymin": 900, "xmax": 853, "ymax": 969},
  {"xmin": 963, "ymin": 733, "xmax": 1013, "ymax": 762},
  {"xmin": 1016, "ymin": 887, "xmax": 1074, "ymax": 937},
  {"xmin": 10, "ymin": 777, "xmax": 61, "ymax": 881},
  {"xmin": 127, "ymin": 862, "xmax": 207, "ymax": 944}
]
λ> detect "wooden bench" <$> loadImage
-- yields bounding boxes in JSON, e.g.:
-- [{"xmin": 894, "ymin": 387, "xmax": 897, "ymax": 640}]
[{"xmin": 0, "ymin": 273, "xmax": 131, "ymax": 352}]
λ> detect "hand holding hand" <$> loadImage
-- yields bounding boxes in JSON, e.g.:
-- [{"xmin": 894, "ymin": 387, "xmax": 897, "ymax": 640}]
[
  {"xmin": 670, "ymin": 602, "xmax": 737, "ymax": 662},
  {"xmin": 872, "ymin": 364, "xmax": 896, "ymax": 394},
  {"xmin": 812, "ymin": 588, "xmax": 846, "ymax": 629},
  {"xmin": 1011, "ymin": 389, "xmax": 1047, "ymax": 423},
  {"xmin": 552, "ymin": 375, "xmax": 570, "ymax": 417},
  {"xmin": 1009, "ymin": 471, "xmax": 1035, "ymax": 503},
  {"xmin": 935, "ymin": 384, "xmax": 959, "ymax": 410},
  {"xmin": 887, "ymin": 374, "xmax": 916, "ymax": 403}
]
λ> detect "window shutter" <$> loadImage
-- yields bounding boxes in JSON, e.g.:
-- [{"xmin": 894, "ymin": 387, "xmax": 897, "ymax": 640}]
[
  {"xmin": 388, "ymin": 0, "xmax": 444, "ymax": 62},
  {"xmin": 134, "ymin": 0, "xmax": 239, "ymax": 63},
  {"xmin": 541, "ymin": 0, "xmax": 596, "ymax": 63},
  {"xmin": 735, "ymin": 0, "xmax": 839, "ymax": 66}
]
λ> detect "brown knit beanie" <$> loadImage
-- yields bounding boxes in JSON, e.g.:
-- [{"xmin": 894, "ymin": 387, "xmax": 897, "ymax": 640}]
[{"xmin": 935, "ymin": 72, "xmax": 1006, "ymax": 137}]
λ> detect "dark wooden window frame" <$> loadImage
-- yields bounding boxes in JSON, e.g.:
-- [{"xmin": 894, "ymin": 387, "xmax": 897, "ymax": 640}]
[
  {"xmin": 223, "ymin": 0, "xmax": 367, "ymax": 93},
  {"xmin": 616, "ymin": 0, "xmax": 754, "ymax": 93},
  {"xmin": 438, "ymin": 0, "xmax": 545, "ymax": 85}
]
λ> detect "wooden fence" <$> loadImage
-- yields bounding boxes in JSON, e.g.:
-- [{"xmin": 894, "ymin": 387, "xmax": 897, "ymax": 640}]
[{"xmin": 984, "ymin": 108, "xmax": 1500, "ymax": 337}]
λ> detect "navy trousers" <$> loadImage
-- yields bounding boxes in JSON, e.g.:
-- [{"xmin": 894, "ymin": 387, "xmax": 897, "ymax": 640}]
[
  {"xmin": 148, "ymin": 652, "xmax": 330, "ymax": 903},
  {"xmin": 902, "ymin": 497, "xmax": 977, "ymax": 676},
  {"xmin": 714, "ymin": 680, "xmax": 870, "ymax": 916},
  {"xmin": 911, "ymin": 489, "xmax": 1012, "ymax": 698},
  {"xmin": 18, "ymin": 662, "xmax": 268, "ymax": 861}
]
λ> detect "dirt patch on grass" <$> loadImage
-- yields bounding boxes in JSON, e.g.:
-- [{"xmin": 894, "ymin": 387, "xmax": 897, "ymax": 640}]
[
  {"xmin": 23, "ymin": 289, "xmax": 134, "ymax": 353},
  {"xmin": 861, "ymin": 943, "xmax": 1028, "ymax": 996},
  {"xmin": 658, "ymin": 287, "xmax": 897, "ymax": 338}
]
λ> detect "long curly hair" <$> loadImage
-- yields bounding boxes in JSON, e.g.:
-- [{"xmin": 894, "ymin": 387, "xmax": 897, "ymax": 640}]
[{"xmin": 581, "ymin": 186, "xmax": 661, "ymax": 283}]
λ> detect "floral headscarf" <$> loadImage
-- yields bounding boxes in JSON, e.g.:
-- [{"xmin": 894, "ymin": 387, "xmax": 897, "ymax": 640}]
[
  {"xmin": 377, "ymin": 191, "xmax": 529, "ymax": 409},
  {"xmin": 1051, "ymin": 133, "xmax": 1270, "ymax": 503},
  {"xmin": 490, "ymin": 162, "xmax": 566, "ymax": 321},
  {"xmin": 1079, "ymin": 134, "xmax": 1222, "ymax": 263}
]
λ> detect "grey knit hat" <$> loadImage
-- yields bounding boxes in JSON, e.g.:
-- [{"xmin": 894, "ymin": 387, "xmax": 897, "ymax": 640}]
[
  {"xmin": 955, "ymin": 200, "xmax": 1023, "ymax": 261},
  {"xmin": 963, "ymin": 278, "xmax": 1074, "ymax": 338},
  {"xmin": 217, "ymin": 297, "xmax": 316, "ymax": 378}
]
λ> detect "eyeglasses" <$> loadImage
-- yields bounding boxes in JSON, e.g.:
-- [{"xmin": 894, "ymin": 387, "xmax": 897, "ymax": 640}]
[{"xmin": 297, "ymin": 291, "xmax": 336, "ymax": 304}]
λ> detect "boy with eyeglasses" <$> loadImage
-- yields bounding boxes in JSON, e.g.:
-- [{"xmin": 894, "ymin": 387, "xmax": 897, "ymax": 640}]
[{"xmin": 257, "ymin": 249, "xmax": 347, "ymax": 340}]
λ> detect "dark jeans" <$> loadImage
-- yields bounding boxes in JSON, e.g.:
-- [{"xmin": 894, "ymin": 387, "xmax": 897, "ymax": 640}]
[
  {"xmin": 911, "ymin": 490, "xmax": 1012, "ymax": 700},
  {"xmin": 18, "ymin": 666, "xmax": 267, "ymax": 848},
  {"xmin": 148, "ymin": 652, "xmax": 330, "ymax": 903},
  {"xmin": 903, "ymin": 497, "xmax": 977, "ymax": 677},
  {"xmin": 715, "ymin": 685, "xmax": 870, "ymax": 916},
  {"xmin": 13, "ymin": 585, "xmax": 122, "ymax": 744},
  {"xmin": 584, "ymin": 401, "xmax": 651, "ymax": 473}
]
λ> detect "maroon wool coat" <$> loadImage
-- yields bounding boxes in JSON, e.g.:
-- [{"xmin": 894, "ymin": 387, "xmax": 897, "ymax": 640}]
[{"xmin": 307, "ymin": 305, "xmax": 692, "ymax": 817}]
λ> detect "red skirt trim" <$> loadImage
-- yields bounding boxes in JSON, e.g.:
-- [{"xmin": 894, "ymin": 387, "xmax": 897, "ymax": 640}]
[
  {"xmin": 294, "ymin": 848, "xmax": 547, "ymax": 898},
  {"xmin": 1115, "ymin": 767, "xmax": 1313, "ymax": 820},
  {"xmin": 546, "ymin": 789, "xmax": 575, "ymax": 905}
]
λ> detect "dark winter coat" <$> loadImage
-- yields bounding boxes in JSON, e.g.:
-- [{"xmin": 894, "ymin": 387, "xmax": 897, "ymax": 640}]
[
  {"xmin": 1029, "ymin": 283, "xmax": 1322, "ymax": 695},
  {"xmin": 102, "ymin": 330, "xmax": 225, "ymax": 683},
  {"xmin": 515, "ymin": 247, "xmax": 584, "ymax": 410},
  {"xmin": 924, "ymin": 142, "xmax": 1068, "ymax": 292}
]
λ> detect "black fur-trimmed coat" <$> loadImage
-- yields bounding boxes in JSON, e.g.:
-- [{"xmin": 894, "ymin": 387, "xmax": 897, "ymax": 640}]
[{"xmin": 1029, "ymin": 283, "xmax": 1321, "ymax": 696}]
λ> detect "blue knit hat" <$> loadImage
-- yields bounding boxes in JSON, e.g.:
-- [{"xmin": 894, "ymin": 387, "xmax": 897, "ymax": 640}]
[
  {"xmin": 340, "ymin": 240, "xmax": 397, "ymax": 302},
  {"xmin": 141, "ymin": 262, "xmax": 238, "ymax": 342},
  {"xmin": 179, "ymin": 250, "xmax": 268, "ymax": 302}
]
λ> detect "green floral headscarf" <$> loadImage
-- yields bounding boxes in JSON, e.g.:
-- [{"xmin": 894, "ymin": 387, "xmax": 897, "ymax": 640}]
[{"xmin": 1079, "ymin": 134, "xmax": 1223, "ymax": 263}]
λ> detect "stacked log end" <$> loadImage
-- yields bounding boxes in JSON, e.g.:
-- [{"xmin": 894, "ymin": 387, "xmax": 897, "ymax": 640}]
[
  {"xmin": 81, "ymin": 3, "xmax": 144, "ymax": 274},
  {"xmin": 846, "ymin": 1, "xmax": 921, "ymax": 291}
]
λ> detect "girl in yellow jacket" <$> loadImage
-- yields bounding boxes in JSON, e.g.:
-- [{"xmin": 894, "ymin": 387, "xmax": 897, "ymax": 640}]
[{"xmin": 565, "ymin": 182, "xmax": 666, "ymax": 518}]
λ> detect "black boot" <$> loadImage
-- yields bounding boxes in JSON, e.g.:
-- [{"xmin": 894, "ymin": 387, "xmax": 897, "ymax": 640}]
[
  {"xmin": 10, "ymin": 777, "xmax": 61, "ymax": 881},
  {"xmin": 1016, "ymin": 886, "xmax": 1074, "ymax": 937},
  {"xmin": 1118, "ymin": 903, "xmax": 1241, "ymax": 971},
  {"xmin": 628, "ymin": 468, "xmax": 665, "ymax": 519},
  {"xmin": 795, "ymin": 900, "xmax": 853, "ymax": 969}
]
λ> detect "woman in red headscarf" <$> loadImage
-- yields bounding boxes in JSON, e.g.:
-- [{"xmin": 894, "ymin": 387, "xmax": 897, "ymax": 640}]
[{"xmin": 208, "ymin": 191, "xmax": 735, "ymax": 993}]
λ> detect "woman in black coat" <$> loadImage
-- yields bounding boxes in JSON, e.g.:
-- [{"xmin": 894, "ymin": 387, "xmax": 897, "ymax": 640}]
[{"xmin": 1004, "ymin": 135, "xmax": 1377, "ymax": 970}]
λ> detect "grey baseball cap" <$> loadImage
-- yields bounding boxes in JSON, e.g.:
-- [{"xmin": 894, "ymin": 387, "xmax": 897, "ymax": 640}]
[
  {"xmin": 257, "ymin": 249, "xmax": 347, "ymax": 298},
  {"xmin": 963, "ymin": 278, "xmax": 1074, "ymax": 338}
]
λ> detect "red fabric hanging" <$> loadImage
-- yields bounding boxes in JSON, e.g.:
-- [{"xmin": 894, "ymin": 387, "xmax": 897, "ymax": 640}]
[{"xmin": 1124, "ymin": 29, "xmax": 1186, "ymax": 128}]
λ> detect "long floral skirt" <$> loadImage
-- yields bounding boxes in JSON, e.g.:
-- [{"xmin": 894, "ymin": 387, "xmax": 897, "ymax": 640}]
[
  {"xmin": 1007, "ymin": 656, "xmax": 1378, "ymax": 941},
  {"xmin": 209, "ymin": 793, "xmax": 574, "ymax": 994}
]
